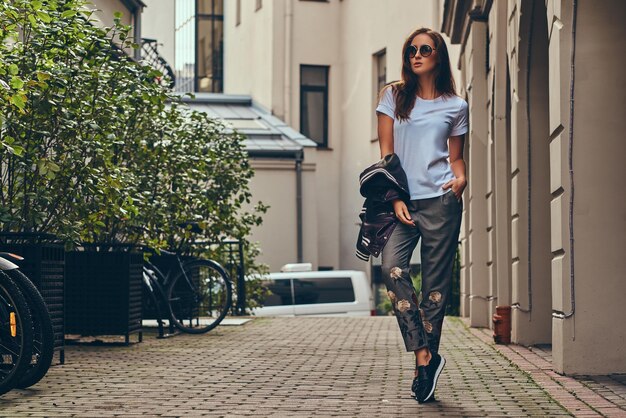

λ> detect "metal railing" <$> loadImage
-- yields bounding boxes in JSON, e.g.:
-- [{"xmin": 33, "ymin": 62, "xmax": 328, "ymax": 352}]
[{"xmin": 140, "ymin": 38, "xmax": 176, "ymax": 89}]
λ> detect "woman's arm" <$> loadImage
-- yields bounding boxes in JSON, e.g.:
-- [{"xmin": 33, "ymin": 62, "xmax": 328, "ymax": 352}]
[
  {"xmin": 377, "ymin": 112, "xmax": 414, "ymax": 226},
  {"xmin": 443, "ymin": 134, "xmax": 468, "ymax": 200},
  {"xmin": 377, "ymin": 113, "xmax": 394, "ymax": 158}
]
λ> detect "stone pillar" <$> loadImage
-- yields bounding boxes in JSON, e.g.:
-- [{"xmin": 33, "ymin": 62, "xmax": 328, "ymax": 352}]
[
  {"xmin": 467, "ymin": 23, "xmax": 490, "ymax": 328},
  {"xmin": 492, "ymin": 1, "xmax": 512, "ymax": 313}
]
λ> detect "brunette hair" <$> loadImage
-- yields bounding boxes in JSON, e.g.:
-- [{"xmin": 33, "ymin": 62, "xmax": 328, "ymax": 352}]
[{"xmin": 380, "ymin": 27, "xmax": 458, "ymax": 122}]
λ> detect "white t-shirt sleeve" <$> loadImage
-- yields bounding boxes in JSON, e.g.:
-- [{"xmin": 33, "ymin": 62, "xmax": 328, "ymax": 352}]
[
  {"xmin": 375, "ymin": 86, "xmax": 395, "ymax": 119},
  {"xmin": 450, "ymin": 99, "xmax": 469, "ymax": 136}
]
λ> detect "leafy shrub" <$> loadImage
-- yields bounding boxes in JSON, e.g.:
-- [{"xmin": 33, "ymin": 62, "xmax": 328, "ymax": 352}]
[{"xmin": 0, "ymin": 0, "xmax": 268, "ymax": 308}]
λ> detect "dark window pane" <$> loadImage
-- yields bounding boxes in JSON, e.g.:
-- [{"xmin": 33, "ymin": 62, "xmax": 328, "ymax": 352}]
[
  {"xmin": 301, "ymin": 66, "xmax": 327, "ymax": 87},
  {"xmin": 197, "ymin": 18, "xmax": 223, "ymax": 92},
  {"xmin": 376, "ymin": 51, "xmax": 386, "ymax": 93},
  {"xmin": 261, "ymin": 279, "xmax": 293, "ymax": 306},
  {"xmin": 292, "ymin": 277, "xmax": 355, "ymax": 304},
  {"xmin": 301, "ymin": 90, "xmax": 325, "ymax": 145}
]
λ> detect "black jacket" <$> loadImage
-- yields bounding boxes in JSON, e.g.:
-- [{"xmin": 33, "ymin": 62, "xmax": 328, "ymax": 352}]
[{"xmin": 355, "ymin": 153, "xmax": 410, "ymax": 262}]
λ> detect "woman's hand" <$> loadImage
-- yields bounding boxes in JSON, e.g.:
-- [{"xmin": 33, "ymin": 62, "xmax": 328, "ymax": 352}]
[
  {"xmin": 392, "ymin": 199, "xmax": 415, "ymax": 226},
  {"xmin": 442, "ymin": 177, "xmax": 467, "ymax": 201}
]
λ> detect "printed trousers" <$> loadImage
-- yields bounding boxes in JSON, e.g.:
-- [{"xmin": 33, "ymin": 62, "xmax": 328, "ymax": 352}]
[{"xmin": 381, "ymin": 189, "xmax": 463, "ymax": 354}]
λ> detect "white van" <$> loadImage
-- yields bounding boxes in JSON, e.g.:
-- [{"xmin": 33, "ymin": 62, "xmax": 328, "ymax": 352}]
[{"xmin": 250, "ymin": 264, "xmax": 374, "ymax": 317}]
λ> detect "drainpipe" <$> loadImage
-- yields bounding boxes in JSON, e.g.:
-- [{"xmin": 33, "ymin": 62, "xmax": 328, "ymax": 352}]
[
  {"xmin": 552, "ymin": 0, "xmax": 577, "ymax": 328},
  {"xmin": 295, "ymin": 150, "xmax": 304, "ymax": 263},
  {"xmin": 133, "ymin": 6, "xmax": 142, "ymax": 61},
  {"xmin": 284, "ymin": 0, "xmax": 293, "ymax": 125}
]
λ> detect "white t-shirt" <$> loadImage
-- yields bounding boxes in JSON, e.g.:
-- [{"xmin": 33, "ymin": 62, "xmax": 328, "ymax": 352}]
[{"xmin": 375, "ymin": 86, "xmax": 469, "ymax": 200}]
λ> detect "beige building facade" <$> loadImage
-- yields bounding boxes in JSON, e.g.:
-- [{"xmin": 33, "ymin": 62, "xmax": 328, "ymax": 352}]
[
  {"xmin": 91, "ymin": 0, "xmax": 144, "ymax": 59},
  {"xmin": 223, "ymin": 0, "xmax": 458, "ymax": 273},
  {"xmin": 442, "ymin": 0, "xmax": 626, "ymax": 375}
]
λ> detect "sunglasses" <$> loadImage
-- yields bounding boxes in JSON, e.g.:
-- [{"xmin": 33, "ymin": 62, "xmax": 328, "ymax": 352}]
[{"xmin": 406, "ymin": 44, "xmax": 436, "ymax": 59}]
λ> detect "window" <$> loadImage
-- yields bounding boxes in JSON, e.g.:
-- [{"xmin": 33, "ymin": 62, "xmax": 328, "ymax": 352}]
[
  {"xmin": 300, "ymin": 65, "xmax": 329, "ymax": 148},
  {"xmin": 372, "ymin": 49, "xmax": 386, "ymax": 141},
  {"xmin": 260, "ymin": 279, "xmax": 294, "ymax": 306},
  {"xmin": 197, "ymin": 0, "xmax": 223, "ymax": 92},
  {"xmin": 255, "ymin": 0, "xmax": 262, "ymax": 11},
  {"xmin": 375, "ymin": 49, "xmax": 387, "ymax": 96},
  {"xmin": 174, "ymin": 0, "xmax": 224, "ymax": 93},
  {"xmin": 174, "ymin": 0, "xmax": 196, "ymax": 93},
  {"xmin": 293, "ymin": 277, "xmax": 355, "ymax": 304}
]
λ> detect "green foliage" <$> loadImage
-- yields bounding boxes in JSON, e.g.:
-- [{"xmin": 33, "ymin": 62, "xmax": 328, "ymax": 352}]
[{"xmin": 0, "ymin": 0, "xmax": 268, "ymax": 304}]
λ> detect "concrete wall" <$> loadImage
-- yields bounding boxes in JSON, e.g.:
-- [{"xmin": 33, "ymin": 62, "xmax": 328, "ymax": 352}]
[
  {"xmin": 443, "ymin": 0, "xmax": 626, "ymax": 375},
  {"xmin": 548, "ymin": 0, "xmax": 626, "ymax": 375},
  {"xmin": 224, "ymin": 0, "xmax": 276, "ymax": 110},
  {"xmin": 246, "ymin": 158, "xmax": 319, "ymax": 272}
]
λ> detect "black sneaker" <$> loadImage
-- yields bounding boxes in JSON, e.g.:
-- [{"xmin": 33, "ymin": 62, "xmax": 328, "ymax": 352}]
[
  {"xmin": 411, "ymin": 373, "xmax": 437, "ymax": 402},
  {"xmin": 412, "ymin": 365, "xmax": 432, "ymax": 403},
  {"xmin": 423, "ymin": 352, "xmax": 446, "ymax": 402}
]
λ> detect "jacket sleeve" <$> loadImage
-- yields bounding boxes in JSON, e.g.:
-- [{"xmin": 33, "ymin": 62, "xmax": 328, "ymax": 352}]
[{"xmin": 355, "ymin": 205, "xmax": 371, "ymax": 262}]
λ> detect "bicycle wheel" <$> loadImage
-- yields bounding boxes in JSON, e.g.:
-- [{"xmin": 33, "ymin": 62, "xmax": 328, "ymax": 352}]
[
  {"xmin": 167, "ymin": 259, "xmax": 232, "ymax": 334},
  {"xmin": 6, "ymin": 269, "xmax": 54, "ymax": 389},
  {"xmin": 0, "ymin": 271, "xmax": 34, "ymax": 396}
]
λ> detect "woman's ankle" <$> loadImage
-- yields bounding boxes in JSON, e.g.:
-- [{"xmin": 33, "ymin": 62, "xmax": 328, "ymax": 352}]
[{"xmin": 415, "ymin": 347, "xmax": 432, "ymax": 367}]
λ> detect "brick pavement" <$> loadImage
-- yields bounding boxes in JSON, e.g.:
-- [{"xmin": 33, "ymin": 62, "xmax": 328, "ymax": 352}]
[
  {"xmin": 465, "ymin": 320, "xmax": 626, "ymax": 418},
  {"xmin": 0, "ymin": 316, "xmax": 576, "ymax": 417}
]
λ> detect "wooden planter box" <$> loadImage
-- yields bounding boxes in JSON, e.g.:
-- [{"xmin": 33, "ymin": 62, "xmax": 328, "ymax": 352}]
[{"xmin": 65, "ymin": 247, "xmax": 143, "ymax": 344}]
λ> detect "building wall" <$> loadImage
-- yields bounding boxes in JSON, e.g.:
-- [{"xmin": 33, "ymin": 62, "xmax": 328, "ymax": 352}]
[
  {"xmin": 223, "ymin": 0, "xmax": 276, "ymax": 110},
  {"xmin": 142, "ymin": 0, "xmax": 176, "ymax": 68},
  {"xmin": 289, "ymin": 0, "xmax": 342, "ymax": 270},
  {"xmin": 444, "ymin": 0, "xmax": 626, "ymax": 375},
  {"xmin": 224, "ymin": 0, "xmax": 461, "ymax": 273},
  {"xmin": 547, "ymin": 0, "xmax": 626, "ymax": 375},
  {"xmin": 91, "ymin": 0, "xmax": 134, "ymax": 29},
  {"xmin": 246, "ymin": 158, "xmax": 319, "ymax": 272}
]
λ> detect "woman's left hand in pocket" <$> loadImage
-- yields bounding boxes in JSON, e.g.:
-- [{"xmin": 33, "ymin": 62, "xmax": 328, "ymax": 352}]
[{"xmin": 442, "ymin": 177, "xmax": 467, "ymax": 201}]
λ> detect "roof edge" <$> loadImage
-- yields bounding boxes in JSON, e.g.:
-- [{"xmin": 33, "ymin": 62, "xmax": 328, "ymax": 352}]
[
  {"xmin": 177, "ymin": 92, "xmax": 253, "ymax": 106},
  {"xmin": 122, "ymin": 0, "xmax": 147, "ymax": 12}
]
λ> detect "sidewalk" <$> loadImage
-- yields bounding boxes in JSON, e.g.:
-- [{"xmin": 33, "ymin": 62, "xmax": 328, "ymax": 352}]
[{"xmin": 0, "ymin": 315, "xmax": 623, "ymax": 417}]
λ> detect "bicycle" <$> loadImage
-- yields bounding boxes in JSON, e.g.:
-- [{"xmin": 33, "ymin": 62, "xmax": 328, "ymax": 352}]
[
  {"xmin": 142, "ymin": 247, "xmax": 233, "ymax": 335},
  {"xmin": 0, "ymin": 257, "xmax": 35, "ymax": 395},
  {"xmin": 0, "ymin": 252, "xmax": 54, "ymax": 390}
]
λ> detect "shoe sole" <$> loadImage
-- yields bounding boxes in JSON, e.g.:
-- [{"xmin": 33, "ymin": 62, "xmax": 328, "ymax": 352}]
[{"xmin": 422, "ymin": 355, "xmax": 446, "ymax": 402}]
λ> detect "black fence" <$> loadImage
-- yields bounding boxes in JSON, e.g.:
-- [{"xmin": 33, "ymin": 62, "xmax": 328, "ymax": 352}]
[{"xmin": 197, "ymin": 239, "xmax": 246, "ymax": 316}]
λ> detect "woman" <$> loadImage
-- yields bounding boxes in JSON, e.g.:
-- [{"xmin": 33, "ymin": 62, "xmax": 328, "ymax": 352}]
[{"xmin": 375, "ymin": 27, "xmax": 468, "ymax": 404}]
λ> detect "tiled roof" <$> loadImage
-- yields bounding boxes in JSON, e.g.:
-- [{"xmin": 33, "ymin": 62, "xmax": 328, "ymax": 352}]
[{"xmin": 178, "ymin": 93, "xmax": 316, "ymax": 158}]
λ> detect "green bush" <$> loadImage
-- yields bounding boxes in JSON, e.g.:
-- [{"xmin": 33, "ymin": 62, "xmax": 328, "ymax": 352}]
[{"xmin": 0, "ymin": 0, "xmax": 269, "ymax": 308}]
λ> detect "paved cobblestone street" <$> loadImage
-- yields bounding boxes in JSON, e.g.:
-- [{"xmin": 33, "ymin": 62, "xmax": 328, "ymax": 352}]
[{"xmin": 0, "ymin": 316, "xmax": 621, "ymax": 417}]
